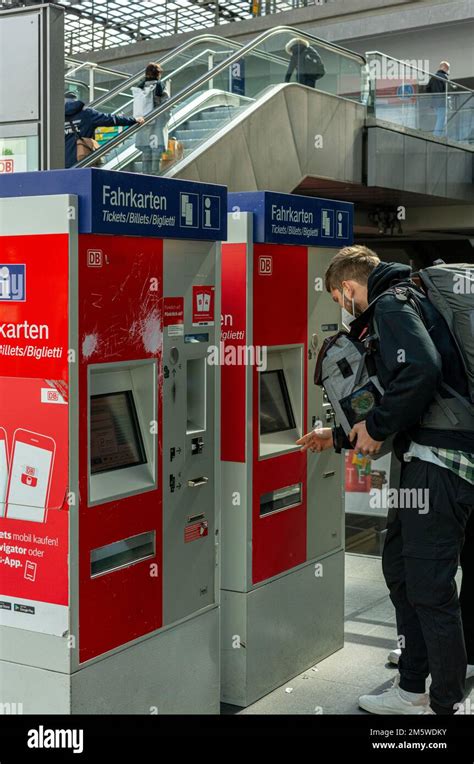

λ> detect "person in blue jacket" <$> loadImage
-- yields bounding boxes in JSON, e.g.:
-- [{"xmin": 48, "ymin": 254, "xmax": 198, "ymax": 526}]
[{"xmin": 64, "ymin": 92, "xmax": 144, "ymax": 168}]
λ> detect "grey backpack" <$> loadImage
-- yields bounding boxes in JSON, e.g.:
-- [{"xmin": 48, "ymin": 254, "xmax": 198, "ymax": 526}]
[
  {"xmin": 373, "ymin": 264, "xmax": 474, "ymax": 431},
  {"xmin": 417, "ymin": 263, "xmax": 474, "ymax": 407},
  {"xmin": 314, "ymin": 329, "xmax": 395, "ymax": 457}
]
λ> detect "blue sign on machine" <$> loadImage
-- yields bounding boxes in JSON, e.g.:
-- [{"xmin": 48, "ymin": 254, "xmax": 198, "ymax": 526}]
[
  {"xmin": 228, "ymin": 191, "xmax": 354, "ymax": 247},
  {"xmin": 229, "ymin": 59, "xmax": 245, "ymax": 96},
  {"xmin": 0, "ymin": 169, "xmax": 227, "ymax": 241}
]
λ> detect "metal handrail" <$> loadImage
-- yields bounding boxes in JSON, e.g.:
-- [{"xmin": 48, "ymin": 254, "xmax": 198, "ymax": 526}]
[
  {"xmin": 89, "ymin": 27, "xmax": 365, "ymax": 110},
  {"xmin": 106, "ymin": 45, "xmax": 288, "ymax": 117},
  {"xmin": 88, "ymin": 34, "xmax": 242, "ymax": 109},
  {"xmin": 65, "ymin": 58, "xmax": 129, "ymax": 81},
  {"xmin": 365, "ymin": 51, "xmax": 473, "ymax": 94},
  {"xmin": 76, "ymin": 25, "xmax": 366, "ymax": 167}
]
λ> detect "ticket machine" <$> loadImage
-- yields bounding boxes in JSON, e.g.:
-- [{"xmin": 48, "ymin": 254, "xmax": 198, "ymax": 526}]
[
  {"xmin": 0, "ymin": 169, "xmax": 225, "ymax": 714},
  {"xmin": 220, "ymin": 191, "xmax": 353, "ymax": 706}
]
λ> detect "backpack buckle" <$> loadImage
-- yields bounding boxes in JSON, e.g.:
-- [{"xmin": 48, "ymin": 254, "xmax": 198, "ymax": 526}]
[{"xmin": 363, "ymin": 334, "xmax": 377, "ymax": 353}]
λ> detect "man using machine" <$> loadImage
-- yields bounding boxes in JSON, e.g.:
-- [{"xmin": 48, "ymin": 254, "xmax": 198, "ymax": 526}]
[{"xmin": 298, "ymin": 245, "xmax": 474, "ymax": 715}]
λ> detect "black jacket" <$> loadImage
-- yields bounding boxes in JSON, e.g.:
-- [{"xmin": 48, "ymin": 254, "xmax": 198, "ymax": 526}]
[
  {"xmin": 64, "ymin": 98, "xmax": 137, "ymax": 168},
  {"xmin": 426, "ymin": 70, "xmax": 449, "ymax": 95},
  {"xmin": 339, "ymin": 261, "xmax": 473, "ymax": 455},
  {"xmin": 285, "ymin": 44, "xmax": 323, "ymax": 84}
]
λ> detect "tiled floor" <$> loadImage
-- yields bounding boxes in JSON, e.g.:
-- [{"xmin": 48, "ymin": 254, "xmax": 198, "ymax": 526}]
[{"xmin": 223, "ymin": 553, "xmax": 474, "ymax": 715}]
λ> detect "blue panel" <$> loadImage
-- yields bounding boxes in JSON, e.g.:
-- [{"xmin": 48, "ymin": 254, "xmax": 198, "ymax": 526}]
[
  {"xmin": 0, "ymin": 169, "xmax": 227, "ymax": 241},
  {"xmin": 228, "ymin": 191, "xmax": 353, "ymax": 247}
]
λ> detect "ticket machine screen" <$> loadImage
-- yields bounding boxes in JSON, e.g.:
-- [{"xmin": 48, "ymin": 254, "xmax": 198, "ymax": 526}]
[
  {"xmin": 90, "ymin": 391, "xmax": 146, "ymax": 474},
  {"xmin": 260, "ymin": 370, "xmax": 296, "ymax": 435}
]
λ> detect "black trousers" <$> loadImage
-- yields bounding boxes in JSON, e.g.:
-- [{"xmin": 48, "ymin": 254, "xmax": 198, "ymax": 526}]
[
  {"xmin": 297, "ymin": 73, "xmax": 317, "ymax": 88},
  {"xmin": 460, "ymin": 510, "xmax": 474, "ymax": 662},
  {"xmin": 382, "ymin": 459, "xmax": 474, "ymax": 715}
]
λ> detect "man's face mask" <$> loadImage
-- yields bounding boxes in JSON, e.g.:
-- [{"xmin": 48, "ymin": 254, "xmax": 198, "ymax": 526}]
[{"xmin": 341, "ymin": 288, "xmax": 358, "ymax": 331}]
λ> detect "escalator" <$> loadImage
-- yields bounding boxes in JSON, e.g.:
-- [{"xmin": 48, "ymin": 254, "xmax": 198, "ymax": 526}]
[
  {"xmin": 74, "ymin": 26, "xmax": 367, "ymax": 182},
  {"xmin": 75, "ymin": 26, "xmax": 474, "ymax": 199}
]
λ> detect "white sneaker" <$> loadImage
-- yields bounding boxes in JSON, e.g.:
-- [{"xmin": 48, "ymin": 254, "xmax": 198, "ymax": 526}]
[
  {"xmin": 388, "ymin": 648, "xmax": 401, "ymax": 666},
  {"xmin": 359, "ymin": 677, "xmax": 429, "ymax": 715}
]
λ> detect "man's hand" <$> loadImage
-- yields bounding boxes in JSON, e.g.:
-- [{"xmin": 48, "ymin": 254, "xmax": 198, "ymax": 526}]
[
  {"xmin": 296, "ymin": 428, "xmax": 334, "ymax": 453},
  {"xmin": 349, "ymin": 421, "xmax": 383, "ymax": 456},
  {"xmin": 136, "ymin": 116, "xmax": 145, "ymax": 125}
]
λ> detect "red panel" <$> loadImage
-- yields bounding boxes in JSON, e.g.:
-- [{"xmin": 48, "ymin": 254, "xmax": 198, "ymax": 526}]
[
  {"xmin": 78, "ymin": 234, "xmax": 163, "ymax": 663},
  {"xmin": 221, "ymin": 243, "xmax": 247, "ymax": 463},
  {"xmin": 252, "ymin": 243, "xmax": 308, "ymax": 584},
  {"xmin": 0, "ymin": 379, "xmax": 69, "ymax": 608},
  {"xmin": 0, "ymin": 234, "xmax": 69, "ymax": 618}
]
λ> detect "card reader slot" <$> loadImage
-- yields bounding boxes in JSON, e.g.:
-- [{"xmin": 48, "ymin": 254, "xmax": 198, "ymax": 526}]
[
  {"xmin": 187, "ymin": 512, "xmax": 205, "ymax": 524},
  {"xmin": 187, "ymin": 476, "xmax": 209, "ymax": 487},
  {"xmin": 90, "ymin": 531, "xmax": 155, "ymax": 577}
]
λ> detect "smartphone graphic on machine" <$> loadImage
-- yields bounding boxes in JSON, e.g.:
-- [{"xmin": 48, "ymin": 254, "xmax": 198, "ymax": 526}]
[
  {"xmin": 0, "ymin": 427, "xmax": 9, "ymax": 518},
  {"xmin": 5, "ymin": 429, "xmax": 55, "ymax": 523}
]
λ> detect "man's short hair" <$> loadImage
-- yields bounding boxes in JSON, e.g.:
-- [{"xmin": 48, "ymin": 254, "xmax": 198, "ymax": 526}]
[
  {"xmin": 439, "ymin": 61, "xmax": 450, "ymax": 70},
  {"xmin": 324, "ymin": 245, "xmax": 380, "ymax": 292}
]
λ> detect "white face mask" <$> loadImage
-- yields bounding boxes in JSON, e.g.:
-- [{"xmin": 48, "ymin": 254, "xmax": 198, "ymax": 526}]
[{"xmin": 341, "ymin": 289, "xmax": 357, "ymax": 331}]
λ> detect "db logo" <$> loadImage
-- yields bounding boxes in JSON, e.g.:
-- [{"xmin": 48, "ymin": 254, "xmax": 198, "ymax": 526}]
[
  {"xmin": 47, "ymin": 390, "xmax": 59, "ymax": 402},
  {"xmin": 21, "ymin": 470, "xmax": 38, "ymax": 487},
  {"xmin": 258, "ymin": 256, "xmax": 272, "ymax": 275},
  {"xmin": 0, "ymin": 159, "xmax": 14, "ymax": 174},
  {"xmin": 87, "ymin": 249, "xmax": 103, "ymax": 267}
]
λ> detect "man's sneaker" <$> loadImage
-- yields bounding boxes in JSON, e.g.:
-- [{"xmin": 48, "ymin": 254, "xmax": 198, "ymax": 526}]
[
  {"xmin": 387, "ymin": 648, "xmax": 401, "ymax": 666},
  {"xmin": 359, "ymin": 677, "xmax": 429, "ymax": 715}
]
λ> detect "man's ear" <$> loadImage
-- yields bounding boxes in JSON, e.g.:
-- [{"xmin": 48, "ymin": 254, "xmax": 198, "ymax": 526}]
[{"xmin": 341, "ymin": 280, "xmax": 354, "ymax": 298}]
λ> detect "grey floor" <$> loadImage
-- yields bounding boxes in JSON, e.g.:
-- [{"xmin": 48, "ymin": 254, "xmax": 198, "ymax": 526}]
[{"xmin": 225, "ymin": 552, "xmax": 474, "ymax": 715}]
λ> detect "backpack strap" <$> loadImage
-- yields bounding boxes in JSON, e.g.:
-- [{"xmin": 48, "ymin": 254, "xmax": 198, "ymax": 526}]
[
  {"xmin": 353, "ymin": 351, "xmax": 367, "ymax": 387},
  {"xmin": 368, "ymin": 283, "xmax": 474, "ymax": 423},
  {"xmin": 68, "ymin": 118, "xmax": 81, "ymax": 139}
]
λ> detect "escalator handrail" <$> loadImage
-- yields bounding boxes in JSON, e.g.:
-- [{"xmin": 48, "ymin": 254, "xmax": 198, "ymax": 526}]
[
  {"xmin": 88, "ymin": 34, "xmax": 247, "ymax": 109},
  {"xmin": 106, "ymin": 45, "xmax": 289, "ymax": 117},
  {"xmin": 76, "ymin": 25, "xmax": 367, "ymax": 168},
  {"xmin": 88, "ymin": 26, "xmax": 366, "ymax": 110}
]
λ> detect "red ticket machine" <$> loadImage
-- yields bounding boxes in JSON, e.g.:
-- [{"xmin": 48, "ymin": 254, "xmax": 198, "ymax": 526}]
[
  {"xmin": 220, "ymin": 191, "xmax": 353, "ymax": 706},
  {"xmin": 0, "ymin": 169, "xmax": 225, "ymax": 714}
]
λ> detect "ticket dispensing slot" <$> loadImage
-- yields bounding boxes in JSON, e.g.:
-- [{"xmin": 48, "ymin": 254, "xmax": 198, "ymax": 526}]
[
  {"xmin": 88, "ymin": 360, "xmax": 157, "ymax": 506},
  {"xmin": 90, "ymin": 531, "xmax": 156, "ymax": 577},
  {"xmin": 259, "ymin": 346, "xmax": 303, "ymax": 458},
  {"xmin": 260, "ymin": 483, "xmax": 303, "ymax": 517},
  {"xmin": 186, "ymin": 357, "xmax": 207, "ymax": 434}
]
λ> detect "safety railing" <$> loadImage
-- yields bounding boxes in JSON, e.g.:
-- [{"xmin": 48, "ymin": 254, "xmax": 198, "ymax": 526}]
[
  {"xmin": 366, "ymin": 52, "xmax": 474, "ymax": 147},
  {"xmin": 65, "ymin": 57, "xmax": 129, "ymax": 103}
]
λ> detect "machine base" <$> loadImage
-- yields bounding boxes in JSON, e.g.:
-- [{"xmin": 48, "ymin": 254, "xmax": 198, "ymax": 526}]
[
  {"xmin": 221, "ymin": 549, "xmax": 344, "ymax": 707},
  {"xmin": 0, "ymin": 607, "xmax": 219, "ymax": 714}
]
